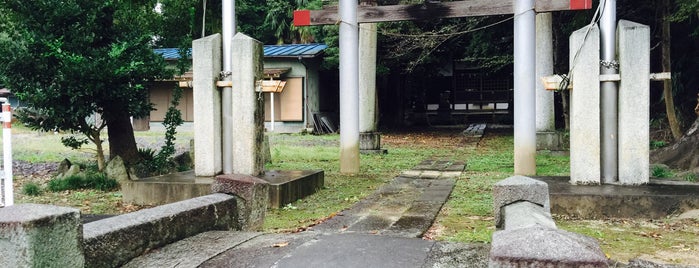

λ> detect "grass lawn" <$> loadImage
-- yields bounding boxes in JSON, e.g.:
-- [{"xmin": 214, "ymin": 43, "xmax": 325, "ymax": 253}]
[{"xmin": 6, "ymin": 123, "xmax": 699, "ymax": 265}]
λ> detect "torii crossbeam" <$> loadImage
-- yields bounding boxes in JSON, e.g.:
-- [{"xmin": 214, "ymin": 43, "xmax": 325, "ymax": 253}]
[{"xmin": 294, "ymin": 0, "xmax": 591, "ymax": 26}]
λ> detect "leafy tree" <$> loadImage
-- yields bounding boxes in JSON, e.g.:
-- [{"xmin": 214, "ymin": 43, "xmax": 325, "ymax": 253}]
[{"xmin": 0, "ymin": 0, "xmax": 173, "ymax": 170}]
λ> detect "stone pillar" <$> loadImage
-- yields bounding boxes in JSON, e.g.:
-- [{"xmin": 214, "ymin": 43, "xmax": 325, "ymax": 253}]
[
  {"xmin": 229, "ymin": 33, "xmax": 265, "ymax": 176},
  {"xmin": 535, "ymin": 13, "xmax": 560, "ymax": 151},
  {"xmin": 569, "ymin": 25, "xmax": 601, "ymax": 185},
  {"xmin": 0, "ymin": 204, "xmax": 84, "ymax": 267},
  {"xmin": 618, "ymin": 20, "xmax": 650, "ymax": 185},
  {"xmin": 193, "ymin": 34, "xmax": 222, "ymax": 176},
  {"xmin": 359, "ymin": 23, "xmax": 378, "ymax": 133},
  {"xmin": 359, "ymin": 23, "xmax": 386, "ymax": 154}
]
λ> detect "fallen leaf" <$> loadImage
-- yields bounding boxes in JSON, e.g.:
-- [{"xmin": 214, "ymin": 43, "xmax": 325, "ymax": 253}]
[{"xmin": 272, "ymin": 241, "xmax": 289, "ymax": 248}]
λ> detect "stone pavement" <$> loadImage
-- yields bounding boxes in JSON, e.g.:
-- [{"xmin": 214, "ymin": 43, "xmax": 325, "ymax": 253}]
[{"xmin": 124, "ymin": 160, "xmax": 490, "ymax": 267}]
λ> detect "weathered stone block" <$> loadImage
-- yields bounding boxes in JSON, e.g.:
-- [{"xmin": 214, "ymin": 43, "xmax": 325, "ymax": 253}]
[
  {"xmin": 213, "ymin": 174, "xmax": 269, "ymax": 231},
  {"xmin": 489, "ymin": 226, "xmax": 607, "ymax": 267},
  {"xmin": 618, "ymin": 20, "xmax": 650, "ymax": 185},
  {"xmin": 105, "ymin": 155, "xmax": 131, "ymax": 183},
  {"xmin": 493, "ymin": 176, "xmax": 550, "ymax": 228},
  {"xmin": 501, "ymin": 201, "xmax": 556, "ymax": 230},
  {"xmin": 193, "ymin": 34, "xmax": 222, "ymax": 176},
  {"xmin": 83, "ymin": 194, "xmax": 238, "ymax": 268},
  {"xmin": 262, "ymin": 170, "xmax": 324, "ymax": 209},
  {"xmin": 0, "ymin": 204, "xmax": 84, "ymax": 268},
  {"xmin": 359, "ymin": 132, "xmax": 381, "ymax": 151},
  {"xmin": 230, "ymin": 33, "xmax": 265, "ymax": 176},
  {"xmin": 569, "ymin": 25, "xmax": 601, "ymax": 185},
  {"xmin": 536, "ymin": 131, "xmax": 567, "ymax": 151}
]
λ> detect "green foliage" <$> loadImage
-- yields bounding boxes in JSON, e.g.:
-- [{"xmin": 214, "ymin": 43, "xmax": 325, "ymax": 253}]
[
  {"xmin": 0, "ymin": 0, "xmax": 172, "ymax": 166},
  {"xmin": 136, "ymin": 86, "xmax": 184, "ymax": 175},
  {"xmin": 47, "ymin": 172, "xmax": 119, "ymax": 192},
  {"xmin": 22, "ymin": 183, "xmax": 42, "ymax": 196},
  {"xmin": 684, "ymin": 173, "xmax": 697, "ymax": 182},
  {"xmin": 650, "ymin": 140, "xmax": 668, "ymax": 150},
  {"xmin": 671, "ymin": 0, "xmax": 699, "ymax": 23},
  {"xmin": 651, "ymin": 165, "xmax": 674, "ymax": 178},
  {"xmin": 158, "ymin": 86, "xmax": 184, "ymax": 162},
  {"xmin": 61, "ymin": 136, "xmax": 90, "ymax": 150}
]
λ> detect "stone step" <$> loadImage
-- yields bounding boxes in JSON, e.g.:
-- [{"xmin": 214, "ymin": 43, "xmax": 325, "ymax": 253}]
[
  {"xmin": 123, "ymin": 231, "xmax": 262, "ymax": 268},
  {"xmin": 400, "ymin": 159, "xmax": 466, "ymax": 179},
  {"xmin": 462, "ymin": 123, "xmax": 487, "ymax": 137},
  {"xmin": 121, "ymin": 170, "xmax": 324, "ymax": 208}
]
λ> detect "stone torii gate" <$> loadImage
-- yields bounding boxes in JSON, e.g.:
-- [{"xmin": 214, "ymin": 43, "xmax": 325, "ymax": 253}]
[{"xmin": 295, "ymin": 0, "xmax": 592, "ymax": 174}]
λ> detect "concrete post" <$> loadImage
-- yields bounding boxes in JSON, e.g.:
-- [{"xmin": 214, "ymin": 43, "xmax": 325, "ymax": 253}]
[
  {"xmin": 359, "ymin": 23, "xmax": 377, "ymax": 133},
  {"xmin": 359, "ymin": 23, "xmax": 385, "ymax": 154},
  {"xmin": 535, "ymin": 13, "xmax": 560, "ymax": 151},
  {"xmin": 535, "ymin": 13, "xmax": 554, "ymax": 132},
  {"xmin": 339, "ymin": 0, "xmax": 360, "ymax": 174},
  {"xmin": 513, "ymin": 0, "xmax": 537, "ymax": 175},
  {"xmin": 193, "ymin": 34, "xmax": 222, "ymax": 177},
  {"xmin": 0, "ymin": 204, "xmax": 84, "ymax": 267},
  {"xmin": 618, "ymin": 20, "xmax": 650, "ymax": 185},
  {"xmin": 229, "ymin": 33, "xmax": 265, "ymax": 176},
  {"xmin": 570, "ymin": 25, "xmax": 601, "ymax": 184}
]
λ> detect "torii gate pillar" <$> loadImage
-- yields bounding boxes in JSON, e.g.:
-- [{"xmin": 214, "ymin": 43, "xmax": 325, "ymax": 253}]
[
  {"xmin": 513, "ymin": 0, "xmax": 537, "ymax": 175},
  {"xmin": 339, "ymin": 0, "xmax": 360, "ymax": 174}
]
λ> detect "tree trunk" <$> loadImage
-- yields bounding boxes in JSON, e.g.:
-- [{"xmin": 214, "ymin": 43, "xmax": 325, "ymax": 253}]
[
  {"xmin": 651, "ymin": 93, "xmax": 699, "ymax": 172},
  {"xmin": 651, "ymin": 118, "xmax": 699, "ymax": 171},
  {"xmin": 662, "ymin": 0, "xmax": 683, "ymax": 141},
  {"xmin": 92, "ymin": 131, "xmax": 106, "ymax": 171},
  {"xmin": 561, "ymin": 90, "xmax": 570, "ymax": 131},
  {"xmin": 106, "ymin": 111, "xmax": 141, "ymax": 165}
]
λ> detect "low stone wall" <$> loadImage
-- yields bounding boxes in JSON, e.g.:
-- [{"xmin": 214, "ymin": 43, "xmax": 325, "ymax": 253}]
[
  {"xmin": 489, "ymin": 176, "xmax": 608, "ymax": 267},
  {"xmin": 0, "ymin": 204, "xmax": 85, "ymax": 267},
  {"xmin": 1, "ymin": 194, "xmax": 240, "ymax": 268},
  {"xmin": 83, "ymin": 194, "xmax": 239, "ymax": 268}
]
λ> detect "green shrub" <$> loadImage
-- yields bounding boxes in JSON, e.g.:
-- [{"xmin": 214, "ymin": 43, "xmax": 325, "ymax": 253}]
[
  {"xmin": 47, "ymin": 172, "xmax": 119, "ymax": 192},
  {"xmin": 684, "ymin": 173, "xmax": 697, "ymax": 182},
  {"xmin": 650, "ymin": 140, "xmax": 668, "ymax": 150},
  {"xmin": 83, "ymin": 172, "xmax": 119, "ymax": 191},
  {"xmin": 651, "ymin": 165, "xmax": 673, "ymax": 178},
  {"xmin": 22, "ymin": 183, "xmax": 42, "ymax": 196},
  {"xmin": 48, "ymin": 175, "xmax": 85, "ymax": 191}
]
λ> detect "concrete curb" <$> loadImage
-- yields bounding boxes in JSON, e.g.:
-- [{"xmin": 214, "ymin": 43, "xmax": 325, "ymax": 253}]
[{"xmin": 83, "ymin": 194, "xmax": 239, "ymax": 267}]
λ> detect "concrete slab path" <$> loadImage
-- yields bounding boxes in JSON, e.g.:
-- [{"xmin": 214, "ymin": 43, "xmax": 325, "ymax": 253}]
[{"xmin": 123, "ymin": 158, "xmax": 490, "ymax": 267}]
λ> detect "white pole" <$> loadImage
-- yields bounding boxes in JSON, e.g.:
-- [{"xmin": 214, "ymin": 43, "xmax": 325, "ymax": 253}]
[
  {"xmin": 270, "ymin": 92, "xmax": 275, "ymax": 132},
  {"xmin": 339, "ymin": 0, "xmax": 360, "ymax": 174},
  {"xmin": 2, "ymin": 100, "xmax": 13, "ymax": 206},
  {"xmin": 222, "ymin": 0, "xmax": 236, "ymax": 174},
  {"xmin": 513, "ymin": 0, "xmax": 537, "ymax": 175}
]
